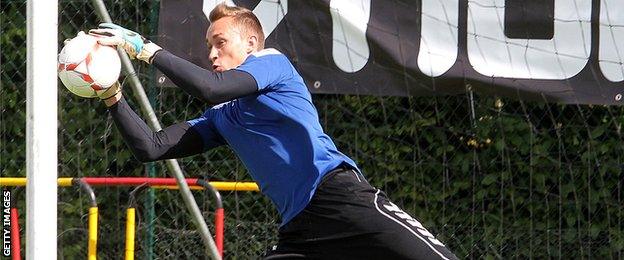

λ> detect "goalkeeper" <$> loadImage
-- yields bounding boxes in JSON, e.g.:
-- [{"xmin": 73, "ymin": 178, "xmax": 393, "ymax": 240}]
[{"xmin": 90, "ymin": 3, "xmax": 457, "ymax": 259}]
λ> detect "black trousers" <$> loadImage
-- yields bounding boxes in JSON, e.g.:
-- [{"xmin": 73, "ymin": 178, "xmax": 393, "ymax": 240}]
[{"xmin": 264, "ymin": 167, "xmax": 458, "ymax": 260}]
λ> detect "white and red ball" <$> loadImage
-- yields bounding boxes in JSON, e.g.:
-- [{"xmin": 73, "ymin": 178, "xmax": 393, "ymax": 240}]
[{"xmin": 58, "ymin": 33, "xmax": 121, "ymax": 98}]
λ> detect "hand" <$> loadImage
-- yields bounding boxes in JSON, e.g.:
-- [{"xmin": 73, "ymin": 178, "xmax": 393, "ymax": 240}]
[
  {"xmin": 89, "ymin": 23, "xmax": 162, "ymax": 64},
  {"xmin": 96, "ymin": 81, "xmax": 123, "ymax": 107}
]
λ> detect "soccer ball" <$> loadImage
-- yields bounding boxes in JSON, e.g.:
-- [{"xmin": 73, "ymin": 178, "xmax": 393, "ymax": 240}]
[{"xmin": 58, "ymin": 32, "xmax": 121, "ymax": 98}]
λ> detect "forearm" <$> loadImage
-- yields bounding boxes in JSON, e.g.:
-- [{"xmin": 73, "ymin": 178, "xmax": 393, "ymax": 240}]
[
  {"xmin": 108, "ymin": 97, "xmax": 205, "ymax": 162},
  {"xmin": 152, "ymin": 50, "xmax": 257, "ymax": 105}
]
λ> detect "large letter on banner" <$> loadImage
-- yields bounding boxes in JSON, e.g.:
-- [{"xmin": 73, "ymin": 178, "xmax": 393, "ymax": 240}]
[
  {"xmin": 600, "ymin": 0, "xmax": 624, "ymax": 82},
  {"xmin": 330, "ymin": 0, "xmax": 371, "ymax": 73},
  {"xmin": 202, "ymin": 0, "xmax": 287, "ymax": 38},
  {"xmin": 418, "ymin": 0, "xmax": 459, "ymax": 77},
  {"xmin": 467, "ymin": 0, "xmax": 591, "ymax": 80}
]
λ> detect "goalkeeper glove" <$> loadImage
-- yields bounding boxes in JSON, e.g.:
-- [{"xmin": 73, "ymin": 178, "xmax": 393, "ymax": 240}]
[
  {"xmin": 89, "ymin": 23, "xmax": 162, "ymax": 64},
  {"xmin": 96, "ymin": 81, "xmax": 122, "ymax": 106}
]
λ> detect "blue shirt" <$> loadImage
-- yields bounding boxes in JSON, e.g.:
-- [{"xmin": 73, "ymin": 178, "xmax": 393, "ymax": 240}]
[{"xmin": 187, "ymin": 49, "xmax": 358, "ymax": 225}]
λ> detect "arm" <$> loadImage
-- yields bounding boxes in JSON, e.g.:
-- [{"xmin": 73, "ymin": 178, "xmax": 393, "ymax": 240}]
[
  {"xmin": 89, "ymin": 23, "xmax": 257, "ymax": 105},
  {"xmin": 152, "ymin": 50, "xmax": 258, "ymax": 106},
  {"xmin": 108, "ymin": 96, "xmax": 224, "ymax": 162}
]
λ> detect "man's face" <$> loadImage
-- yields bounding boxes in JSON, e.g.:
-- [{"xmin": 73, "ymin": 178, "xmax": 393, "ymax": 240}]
[{"xmin": 207, "ymin": 17, "xmax": 251, "ymax": 72}]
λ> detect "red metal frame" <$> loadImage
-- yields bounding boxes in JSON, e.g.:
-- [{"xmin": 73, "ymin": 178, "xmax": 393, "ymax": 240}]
[
  {"xmin": 81, "ymin": 177, "xmax": 200, "ymax": 187},
  {"xmin": 214, "ymin": 208, "xmax": 224, "ymax": 256},
  {"xmin": 197, "ymin": 179, "xmax": 224, "ymax": 257},
  {"xmin": 10, "ymin": 207, "xmax": 21, "ymax": 260}
]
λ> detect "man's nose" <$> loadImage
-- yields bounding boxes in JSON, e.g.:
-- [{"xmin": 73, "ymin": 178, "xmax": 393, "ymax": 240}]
[{"xmin": 209, "ymin": 47, "xmax": 218, "ymax": 62}]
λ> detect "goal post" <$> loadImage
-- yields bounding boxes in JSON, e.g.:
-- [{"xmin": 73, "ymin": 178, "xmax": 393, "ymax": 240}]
[{"xmin": 26, "ymin": 0, "xmax": 58, "ymax": 259}]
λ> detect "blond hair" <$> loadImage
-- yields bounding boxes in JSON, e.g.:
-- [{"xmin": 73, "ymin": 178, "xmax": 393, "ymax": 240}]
[{"xmin": 209, "ymin": 3, "xmax": 265, "ymax": 50}]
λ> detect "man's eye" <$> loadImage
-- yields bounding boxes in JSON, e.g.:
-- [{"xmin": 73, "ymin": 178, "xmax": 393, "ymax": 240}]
[{"xmin": 217, "ymin": 40, "xmax": 226, "ymax": 46}]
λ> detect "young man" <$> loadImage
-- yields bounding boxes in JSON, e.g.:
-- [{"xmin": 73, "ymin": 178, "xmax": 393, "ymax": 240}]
[{"xmin": 90, "ymin": 4, "xmax": 457, "ymax": 259}]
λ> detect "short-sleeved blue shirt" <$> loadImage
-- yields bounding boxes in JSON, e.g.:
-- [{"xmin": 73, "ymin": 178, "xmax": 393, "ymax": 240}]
[{"xmin": 188, "ymin": 49, "xmax": 358, "ymax": 225}]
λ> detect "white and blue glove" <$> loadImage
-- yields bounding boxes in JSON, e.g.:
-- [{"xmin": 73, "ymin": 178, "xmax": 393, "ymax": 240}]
[
  {"xmin": 89, "ymin": 23, "xmax": 162, "ymax": 64},
  {"xmin": 96, "ymin": 81, "xmax": 122, "ymax": 104}
]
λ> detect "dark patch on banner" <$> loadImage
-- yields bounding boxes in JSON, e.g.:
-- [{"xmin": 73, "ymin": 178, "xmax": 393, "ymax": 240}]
[{"xmin": 505, "ymin": 0, "xmax": 554, "ymax": 39}]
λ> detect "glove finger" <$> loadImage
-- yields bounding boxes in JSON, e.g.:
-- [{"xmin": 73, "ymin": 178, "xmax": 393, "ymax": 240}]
[
  {"xmin": 99, "ymin": 23, "xmax": 140, "ymax": 37},
  {"xmin": 76, "ymin": 31, "xmax": 86, "ymax": 37},
  {"xmin": 89, "ymin": 29, "xmax": 117, "ymax": 37},
  {"xmin": 96, "ymin": 37, "xmax": 122, "ymax": 46},
  {"xmin": 98, "ymin": 22, "xmax": 121, "ymax": 30},
  {"xmin": 91, "ymin": 31, "xmax": 123, "ymax": 46},
  {"xmin": 124, "ymin": 31, "xmax": 139, "ymax": 37}
]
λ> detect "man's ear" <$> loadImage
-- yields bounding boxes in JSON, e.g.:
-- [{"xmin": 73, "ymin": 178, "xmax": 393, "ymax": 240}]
[{"xmin": 246, "ymin": 35, "xmax": 259, "ymax": 53}]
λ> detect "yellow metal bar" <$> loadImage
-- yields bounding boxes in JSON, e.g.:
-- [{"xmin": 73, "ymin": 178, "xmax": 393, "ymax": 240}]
[
  {"xmin": 0, "ymin": 178, "xmax": 259, "ymax": 191},
  {"xmin": 0, "ymin": 178, "xmax": 26, "ymax": 186},
  {"xmin": 210, "ymin": 181, "xmax": 259, "ymax": 191},
  {"xmin": 153, "ymin": 182, "xmax": 259, "ymax": 191},
  {"xmin": 0, "ymin": 177, "xmax": 74, "ymax": 187},
  {"xmin": 88, "ymin": 207, "xmax": 98, "ymax": 260},
  {"xmin": 58, "ymin": 177, "xmax": 74, "ymax": 186},
  {"xmin": 124, "ymin": 208, "xmax": 135, "ymax": 260}
]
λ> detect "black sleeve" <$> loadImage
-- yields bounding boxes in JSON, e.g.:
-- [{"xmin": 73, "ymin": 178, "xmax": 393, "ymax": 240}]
[
  {"xmin": 152, "ymin": 50, "xmax": 258, "ymax": 106},
  {"xmin": 108, "ymin": 97, "xmax": 221, "ymax": 162}
]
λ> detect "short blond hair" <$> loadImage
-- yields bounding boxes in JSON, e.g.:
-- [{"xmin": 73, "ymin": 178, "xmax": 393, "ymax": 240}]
[{"xmin": 209, "ymin": 3, "xmax": 265, "ymax": 50}]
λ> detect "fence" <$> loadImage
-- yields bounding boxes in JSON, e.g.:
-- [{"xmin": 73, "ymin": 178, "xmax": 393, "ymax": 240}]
[
  {"xmin": 2, "ymin": 0, "xmax": 624, "ymax": 259},
  {"xmin": 0, "ymin": 177, "xmax": 258, "ymax": 259}
]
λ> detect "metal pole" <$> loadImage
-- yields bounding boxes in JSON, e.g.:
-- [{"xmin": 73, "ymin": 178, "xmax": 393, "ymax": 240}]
[
  {"xmin": 144, "ymin": 165, "xmax": 156, "ymax": 260},
  {"xmin": 26, "ymin": 0, "xmax": 58, "ymax": 259},
  {"xmin": 90, "ymin": 1, "xmax": 220, "ymax": 259},
  {"xmin": 145, "ymin": 3, "xmax": 160, "ymax": 257},
  {"xmin": 126, "ymin": 184, "xmax": 148, "ymax": 260},
  {"xmin": 197, "ymin": 179, "xmax": 224, "ymax": 257},
  {"xmin": 73, "ymin": 179, "xmax": 99, "ymax": 260}
]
